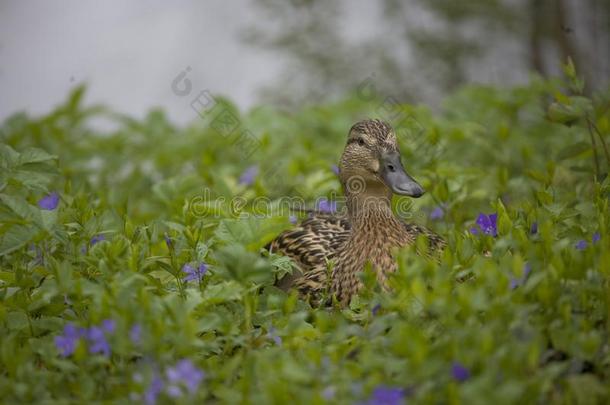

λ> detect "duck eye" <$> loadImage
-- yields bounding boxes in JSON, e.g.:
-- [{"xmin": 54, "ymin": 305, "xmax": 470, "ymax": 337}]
[{"xmin": 357, "ymin": 138, "xmax": 365, "ymax": 146}]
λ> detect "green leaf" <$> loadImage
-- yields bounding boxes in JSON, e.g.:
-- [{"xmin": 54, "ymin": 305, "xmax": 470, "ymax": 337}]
[{"xmin": 556, "ymin": 142, "xmax": 591, "ymax": 160}]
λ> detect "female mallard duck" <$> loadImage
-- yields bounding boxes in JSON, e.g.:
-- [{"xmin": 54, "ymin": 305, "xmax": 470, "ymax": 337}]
[{"xmin": 268, "ymin": 119, "xmax": 445, "ymax": 305}]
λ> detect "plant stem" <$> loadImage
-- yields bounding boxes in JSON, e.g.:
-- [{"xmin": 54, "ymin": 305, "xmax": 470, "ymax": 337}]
[
  {"xmin": 587, "ymin": 119, "xmax": 600, "ymax": 180},
  {"xmin": 588, "ymin": 117, "xmax": 610, "ymax": 167}
]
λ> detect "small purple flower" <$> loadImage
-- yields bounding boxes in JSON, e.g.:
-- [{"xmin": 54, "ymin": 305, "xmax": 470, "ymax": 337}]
[
  {"xmin": 592, "ymin": 232, "xmax": 601, "ymax": 243},
  {"xmin": 239, "ymin": 165, "xmax": 259, "ymax": 186},
  {"xmin": 166, "ymin": 359, "xmax": 205, "ymax": 394},
  {"xmin": 372, "ymin": 303, "xmax": 381, "ymax": 316},
  {"xmin": 166, "ymin": 385, "xmax": 182, "ymax": 398},
  {"xmin": 90, "ymin": 234, "xmax": 105, "ymax": 246},
  {"xmin": 130, "ymin": 324, "xmax": 142, "ymax": 344},
  {"xmin": 87, "ymin": 326, "xmax": 111, "ymax": 357},
  {"xmin": 322, "ymin": 386, "xmax": 336, "ymax": 400},
  {"xmin": 367, "ymin": 386, "xmax": 406, "ymax": 405},
  {"xmin": 451, "ymin": 362, "xmax": 470, "ymax": 382},
  {"xmin": 38, "ymin": 192, "xmax": 59, "ymax": 210},
  {"xmin": 575, "ymin": 240, "xmax": 587, "ymax": 250},
  {"xmin": 524, "ymin": 262, "xmax": 532, "ymax": 278},
  {"xmin": 317, "ymin": 198, "xmax": 337, "ymax": 213},
  {"xmin": 144, "ymin": 375, "xmax": 164, "ymax": 405},
  {"xmin": 101, "ymin": 319, "xmax": 116, "ymax": 333},
  {"xmin": 530, "ymin": 222, "xmax": 538, "ymax": 235},
  {"xmin": 331, "ymin": 164, "xmax": 340, "ymax": 175},
  {"xmin": 54, "ymin": 324, "xmax": 84, "ymax": 357},
  {"xmin": 289, "ymin": 215, "xmax": 298, "ymax": 225},
  {"xmin": 183, "ymin": 263, "xmax": 208, "ymax": 283},
  {"xmin": 164, "ymin": 233, "xmax": 172, "ymax": 249},
  {"xmin": 470, "ymin": 213, "xmax": 497, "ymax": 237},
  {"xmin": 267, "ymin": 326, "xmax": 282, "ymax": 346},
  {"xmin": 510, "ymin": 262, "xmax": 532, "ymax": 291},
  {"xmin": 430, "ymin": 206, "xmax": 444, "ymax": 220}
]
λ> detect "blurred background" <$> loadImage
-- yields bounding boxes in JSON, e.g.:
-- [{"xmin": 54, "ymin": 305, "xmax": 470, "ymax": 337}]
[{"xmin": 1, "ymin": 0, "xmax": 608, "ymax": 124}]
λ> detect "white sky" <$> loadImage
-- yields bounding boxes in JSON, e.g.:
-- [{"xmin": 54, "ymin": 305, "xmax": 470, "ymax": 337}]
[{"xmin": 0, "ymin": 0, "xmax": 283, "ymax": 124}]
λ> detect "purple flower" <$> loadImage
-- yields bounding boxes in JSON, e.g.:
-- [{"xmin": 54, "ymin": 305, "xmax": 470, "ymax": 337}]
[
  {"xmin": 289, "ymin": 215, "xmax": 298, "ymax": 225},
  {"xmin": 130, "ymin": 324, "xmax": 142, "ymax": 344},
  {"xmin": 530, "ymin": 222, "xmax": 538, "ymax": 235},
  {"xmin": 87, "ymin": 326, "xmax": 111, "ymax": 357},
  {"xmin": 430, "ymin": 206, "xmax": 444, "ymax": 220},
  {"xmin": 524, "ymin": 262, "xmax": 532, "ymax": 278},
  {"xmin": 144, "ymin": 375, "xmax": 164, "ymax": 405},
  {"xmin": 183, "ymin": 263, "xmax": 208, "ymax": 283},
  {"xmin": 101, "ymin": 319, "xmax": 116, "ymax": 333},
  {"xmin": 166, "ymin": 385, "xmax": 182, "ymax": 398},
  {"xmin": 331, "ymin": 164, "xmax": 340, "ymax": 175},
  {"xmin": 451, "ymin": 362, "xmax": 470, "ymax": 382},
  {"xmin": 54, "ymin": 324, "xmax": 84, "ymax": 357},
  {"xmin": 164, "ymin": 233, "xmax": 172, "ymax": 249},
  {"xmin": 367, "ymin": 386, "xmax": 406, "ymax": 405},
  {"xmin": 317, "ymin": 198, "xmax": 337, "ymax": 213},
  {"xmin": 575, "ymin": 240, "xmax": 587, "ymax": 250},
  {"xmin": 239, "ymin": 165, "xmax": 259, "ymax": 186},
  {"xmin": 166, "ymin": 359, "xmax": 205, "ymax": 394},
  {"xmin": 470, "ymin": 213, "xmax": 497, "ymax": 237},
  {"xmin": 90, "ymin": 234, "xmax": 105, "ymax": 246},
  {"xmin": 38, "ymin": 192, "xmax": 59, "ymax": 210},
  {"xmin": 592, "ymin": 232, "xmax": 601, "ymax": 243},
  {"xmin": 372, "ymin": 303, "xmax": 381, "ymax": 316},
  {"xmin": 267, "ymin": 326, "xmax": 282, "ymax": 346},
  {"xmin": 322, "ymin": 386, "xmax": 336, "ymax": 400},
  {"xmin": 510, "ymin": 263, "xmax": 532, "ymax": 291}
]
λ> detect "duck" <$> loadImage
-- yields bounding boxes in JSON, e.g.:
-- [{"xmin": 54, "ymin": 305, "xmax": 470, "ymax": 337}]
[{"xmin": 267, "ymin": 119, "xmax": 445, "ymax": 306}]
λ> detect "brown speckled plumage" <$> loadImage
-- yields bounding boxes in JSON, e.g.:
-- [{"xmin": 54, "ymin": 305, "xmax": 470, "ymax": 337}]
[{"xmin": 267, "ymin": 119, "xmax": 445, "ymax": 305}]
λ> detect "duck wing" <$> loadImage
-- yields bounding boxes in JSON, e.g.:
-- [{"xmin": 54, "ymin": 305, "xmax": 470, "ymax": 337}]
[{"xmin": 267, "ymin": 213, "xmax": 351, "ymax": 295}]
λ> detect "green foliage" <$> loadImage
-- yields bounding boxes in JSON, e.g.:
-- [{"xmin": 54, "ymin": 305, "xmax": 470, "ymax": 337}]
[{"xmin": 0, "ymin": 78, "xmax": 609, "ymax": 403}]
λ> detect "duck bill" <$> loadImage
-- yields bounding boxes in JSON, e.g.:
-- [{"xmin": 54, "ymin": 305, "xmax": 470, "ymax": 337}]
[{"xmin": 380, "ymin": 152, "xmax": 425, "ymax": 197}]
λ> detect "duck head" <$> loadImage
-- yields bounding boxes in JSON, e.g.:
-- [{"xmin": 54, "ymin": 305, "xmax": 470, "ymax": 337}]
[{"xmin": 339, "ymin": 119, "xmax": 424, "ymax": 199}]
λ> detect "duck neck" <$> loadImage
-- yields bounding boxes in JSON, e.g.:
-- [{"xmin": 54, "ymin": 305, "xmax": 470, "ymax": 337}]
[{"xmin": 345, "ymin": 185, "xmax": 399, "ymax": 231}]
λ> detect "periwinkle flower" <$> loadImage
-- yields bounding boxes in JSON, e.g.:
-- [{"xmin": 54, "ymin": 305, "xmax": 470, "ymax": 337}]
[
  {"xmin": 183, "ymin": 263, "xmax": 208, "ymax": 283},
  {"xmin": 130, "ymin": 324, "xmax": 142, "ymax": 344},
  {"xmin": 430, "ymin": 206, "xmax": 444, "ymax": 220},
  {"xmin": 576, "ymin": 233, "xmax": 601, "ymax": 250},
  {"xmin": 592, "ymin": 232, "xmax": 601, "ymax": 243},
  {"xmin": 510, "ymin": 263, "xmax": 532, "ymax": 291},
  {"xmin": 575, "ymin": 240, "xmax": 587, "ymax": 250},
  {"xmin": 239, "ymin": 165, "xmax": 258, "ymax": 186},
  {"xmin": 90, "ymin": 234, "xmax": 105, "ymax": 246},
  {"xmin": 289, "ymin": 214, "xmax": 298, "ymax": 225},
  {"xmin": 317, "ymin": 198, "xmax": 337, "ymax": 214},
  {"xmin": 54, "ymin": 324, "xmax": 84, "ymax": 357},
  {"xmin": 144, "ymin": 375, "xmax": 164, "ymax": 405},
  {"xmin": 331, "ymin": 164, "xmax": 340, "ymax": 175},
  {"xmin": 530, "ymin": 222, "xmax": 538, "ymax": 235},
  {"xmin": 101, "ymin": 319, "xmax": 116, "ymax": 333},
  {"xmin": 164, "ymin": 233, "xmax": 172, "ymax": 249},
  {"xmin": 372, "ymin": 303, "xmax": 381, "ymax": 316},
  {"xmin": 166, "ymin": 359, "xmax": 205, "ymax": 394},
  {"xmin": 267, "ymin": 326, "xmax": 282, "ymax": 346},
  {"xmin": 87, "ymin": 326, "xmax": 111, "ymax": 357},
  {"xmin": 38, "ymin": 192, "xmax": 59, "ymax": 210},
  {"xmin": 470, "ymin": 213, "xmax": 497, "ymax": 237},
  {"xmin": 322, "ymin": 386, "xmax": 336, "ymax": 400},
  {"xmin": 451, "ymin": 362, "xmax": 470, "ymax": 382},
  {"xmin": 367, "ymin": 386, "xmax": 406, "ymax": 405}
]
